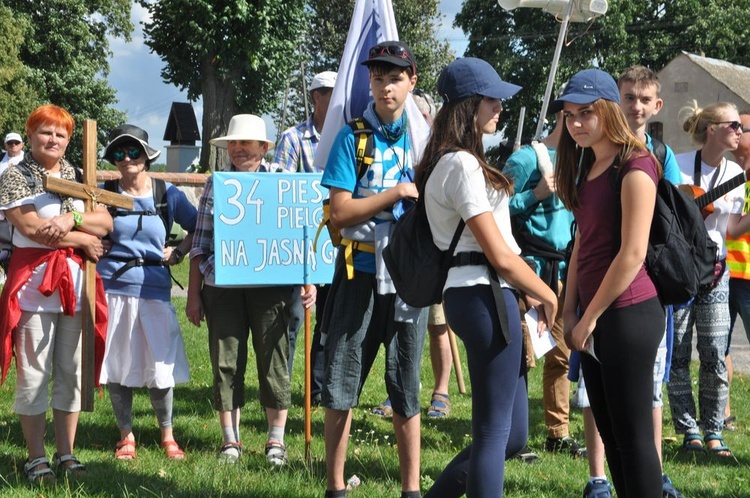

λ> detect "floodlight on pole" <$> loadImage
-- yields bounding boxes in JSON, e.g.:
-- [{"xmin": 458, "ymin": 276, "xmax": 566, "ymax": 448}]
[{"xmin": 497, "ymin": 0, "xmax": 608, "ymax": 139}]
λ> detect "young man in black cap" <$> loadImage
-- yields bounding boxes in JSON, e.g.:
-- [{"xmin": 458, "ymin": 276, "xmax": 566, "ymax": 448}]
[{"xmin": 319, "ymin": 40, "xmax": 423, "ymax": 498}]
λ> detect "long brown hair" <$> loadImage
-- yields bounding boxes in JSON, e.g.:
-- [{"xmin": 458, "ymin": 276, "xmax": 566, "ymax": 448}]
[
  {"xmin": 554, "ymin": 99, "xmax": 661, "ymax": 210},
  {"xmin": 415, "ymin": 95, "xmax": 511, "ymax": 193}
]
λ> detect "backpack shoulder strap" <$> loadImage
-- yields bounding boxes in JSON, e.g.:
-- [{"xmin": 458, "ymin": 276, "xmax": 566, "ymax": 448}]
[
  {"xmin": 348, "ymin": 118, "xmax": 374, "ymax": 181},
  {"xmin": 151, "ymin": 177, "xmax": 170, "ymax": 237},
  {"xmin": 103, "ymin": 179, "xmax": 119, "ymax": 193},
  {"xmin": 650, "ymin": 137, "xmax": 667, "ymax": 168},
  {"xmin": 103, "ymin": 179, "xmax": 120, "ymax": 215},
  {"xmin": 14, "ymin": 161, "xmax": 38, "ymax": 192}
]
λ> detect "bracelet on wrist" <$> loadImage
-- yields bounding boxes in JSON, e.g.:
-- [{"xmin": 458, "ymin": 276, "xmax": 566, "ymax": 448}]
[{"xmin": 72, "ymin": 211, "xmax": 83, "ymax": 227}]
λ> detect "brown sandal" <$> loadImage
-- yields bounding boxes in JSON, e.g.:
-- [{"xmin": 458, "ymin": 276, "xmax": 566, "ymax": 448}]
[
  {"xmin": 115, "ymin": 439, "xmax": 136, "ymax": 460},
  {"xmin": 161, "ymin": 440, "xmax": 185, "ymax": 460},
  {"xmin": 427, "ymin": 392, "xmax": 450, "ymax": 418}
]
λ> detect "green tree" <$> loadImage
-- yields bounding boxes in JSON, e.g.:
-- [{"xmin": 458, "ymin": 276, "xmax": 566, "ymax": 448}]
[
  {"xmin": 140, "ymin": 0, "xmax": 307, "ymax": 171},
  {"xmin": 0, "ymin": 5, "xmax": 39, "ymax": 137},
  {"xmin": 456, "ymin": 0, "xmax": 750, "ymax": 142},
  {"xmin": 4, "ymin": 0, "xmax": 131, "ymax": 165},
  {"xmin": 276, "ymin": 0, "xmax": 453, "ymax": 130}
]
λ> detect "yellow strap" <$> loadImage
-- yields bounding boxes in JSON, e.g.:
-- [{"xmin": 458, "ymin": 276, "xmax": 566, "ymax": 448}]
[
  {"xmin": 353, "ymin": 119, "xmax": 373, "ymax": 171},
  {"xmin": 340, "ymin": 238, "xmax": 376, "ymax": 280},
  {"xmin": 312, "ymin": 203, "xmax": 330, "ymax": 253}
]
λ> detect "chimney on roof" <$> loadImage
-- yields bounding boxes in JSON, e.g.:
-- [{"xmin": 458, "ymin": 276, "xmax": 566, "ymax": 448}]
[{"xmin": 163, "ymin": 102, "xmax": 201, "ymax": 172}]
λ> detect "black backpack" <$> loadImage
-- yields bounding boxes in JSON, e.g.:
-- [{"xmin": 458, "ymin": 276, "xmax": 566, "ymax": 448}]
[
  {"xmin": 613, "ymin": 163, "xmax": 718, "ymax": 305},
  {"xmin": 383, "ymin": 199, "xmax": 464, "ymax": 308}
]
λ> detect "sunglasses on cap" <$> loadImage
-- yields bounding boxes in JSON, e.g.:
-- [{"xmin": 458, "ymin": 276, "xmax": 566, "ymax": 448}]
[
  {"xmin": 368, "ymin": 44, "xmax": 416, "ymax": 73},
  {"xmin": 112, "ymin": 147, "xmax": 143, "ymax": 162},
  {"xmin": 714, "ymin": 121, "xmax": 744, "ymax": 132}
]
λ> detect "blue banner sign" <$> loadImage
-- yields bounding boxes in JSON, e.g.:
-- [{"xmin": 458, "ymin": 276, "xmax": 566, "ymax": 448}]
[{"xmin": 213, "ymin": 172, "xmax": 336, "ymax": 286}]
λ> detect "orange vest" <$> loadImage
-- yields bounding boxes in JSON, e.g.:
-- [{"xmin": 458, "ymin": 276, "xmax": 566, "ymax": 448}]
[{"xmin": 726, "ymin": 183, "xmax": 750, "ymax": 280}]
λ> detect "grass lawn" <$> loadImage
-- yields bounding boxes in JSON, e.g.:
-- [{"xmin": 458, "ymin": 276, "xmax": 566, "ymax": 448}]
[{"xmin": 0, "ymin": 261, "xmax": 748, "ymax": 496}]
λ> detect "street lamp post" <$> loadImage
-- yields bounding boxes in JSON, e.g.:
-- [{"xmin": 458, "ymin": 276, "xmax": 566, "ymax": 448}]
[{"xmin": 497, "ymin": 0, "xmax": 608, "ymax": 139}]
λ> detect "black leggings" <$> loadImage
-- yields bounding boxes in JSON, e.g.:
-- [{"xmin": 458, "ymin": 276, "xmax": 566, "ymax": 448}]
[{"xmin": 581, "ymin": 297, "xmax": 664, "ymax": 498}]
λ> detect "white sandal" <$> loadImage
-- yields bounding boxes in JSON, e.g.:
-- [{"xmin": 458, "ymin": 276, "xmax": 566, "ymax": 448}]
[{"xmin": 23, "ymin": 456, "xmax": 56, "ymax": 484}]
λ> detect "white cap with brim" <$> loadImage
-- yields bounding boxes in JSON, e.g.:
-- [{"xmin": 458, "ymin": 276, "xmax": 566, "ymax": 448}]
[
  {"xmin": 4, "ymin": 132, "xmax": 22, "ymax": 143},
  {"xmin": 310, "ymin": 71, "xmax": 337, "ymax": 92},
  {"xmin": 210, "ymin": 114, "xmax": 275, "ymax": 149},
  {"xmin": 103, "ymin": 124, "xmax": 161, "ymax": 164}
]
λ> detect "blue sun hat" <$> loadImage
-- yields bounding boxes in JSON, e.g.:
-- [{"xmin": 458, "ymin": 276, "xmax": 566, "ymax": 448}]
[
  {"xmin": 549, "ymin": 68, "xmax": 619, "ymax": 113},
  {"xmin": 437, "ymin": 58, "xmax": 522, "ymax": 103}
]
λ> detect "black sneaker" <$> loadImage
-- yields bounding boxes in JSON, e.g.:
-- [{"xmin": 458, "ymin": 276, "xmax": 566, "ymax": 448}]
[
  {"xmin": 512, "ymin": 445, "xmax": 539, "ymax": 464},
  {"xmin": 545, "ymin": 435, "xmax": 586, "ymax": 457}
]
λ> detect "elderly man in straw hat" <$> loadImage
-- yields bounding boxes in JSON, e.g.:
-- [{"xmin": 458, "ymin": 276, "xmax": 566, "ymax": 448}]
[{"xmin": 186, "ymin": 114, "xmax": 317, "ymax": 466}]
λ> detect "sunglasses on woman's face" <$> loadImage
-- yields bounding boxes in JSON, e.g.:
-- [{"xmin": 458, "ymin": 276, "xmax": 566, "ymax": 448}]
[
  {"xmin": 113, "ymin": 147, "xmax": 143, "ymax": 162},
  {"xmin": 714, "ymin": 121, "xmax": 743, "ymax": 132}
]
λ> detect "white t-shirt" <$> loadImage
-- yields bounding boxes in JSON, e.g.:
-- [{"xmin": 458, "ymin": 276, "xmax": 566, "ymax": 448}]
[
  {"xmin": 0, "ymin": 153, "xmax": 24, "ymax": 176},
  {"xmin": 1, "ymin": 175, "xmax": 85, "ymax": 312},
  {"xmin": 676, "ymin": 150, "xmax": 744, "ymax": 259},
  {"xmin": 424, "ymin": 150, "xmax": 520, "ymax": 291}
]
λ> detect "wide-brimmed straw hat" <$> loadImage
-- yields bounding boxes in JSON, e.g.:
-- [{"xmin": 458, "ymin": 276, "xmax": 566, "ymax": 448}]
[
  {"xmin": 103, "ymin": 124, "xmax": 161, "ymax": 163},
  {"xmin": 210, "ymin": 114, "xmax": 275, "ymax": 149}
]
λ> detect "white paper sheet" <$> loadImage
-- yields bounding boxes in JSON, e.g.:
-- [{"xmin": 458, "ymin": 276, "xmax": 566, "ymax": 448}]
[{"xmin": 524, "ymin": 307, "xmax": 556, "ymax": 359}]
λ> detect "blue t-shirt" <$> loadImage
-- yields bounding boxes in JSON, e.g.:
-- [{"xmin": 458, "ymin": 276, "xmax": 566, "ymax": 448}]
[
  {"xmin": 97, "ymin": 182, "xmax": 197, "ymax": 301},
  {"xmin": 505, "ymin": 145, "xmax": 574, "ymax": 280},
  {"xmin": 322, "ymin": 111, "xmax": 412, "ymax": 273}
]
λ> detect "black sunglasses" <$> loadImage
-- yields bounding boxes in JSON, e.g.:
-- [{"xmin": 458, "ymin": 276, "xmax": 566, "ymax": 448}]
[
  {"xmin": 112, "ymin": 147, "xmax": 143, "ymax": 162},
  {"xmin": 5, "ymin": 140, "xmax": 21, "ymax": 146},
  {"xmin": 368, "ymin": 44, "xmax": 415, "ymax": 73},
  {"xmin": 714, "ymin": 121, "xmax": 743, "ymax": 132}
]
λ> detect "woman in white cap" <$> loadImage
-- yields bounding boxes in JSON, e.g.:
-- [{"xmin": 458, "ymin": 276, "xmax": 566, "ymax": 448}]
[
  {"xmin": 420, "ymin": 58, "xmax": 556, "ymax": 498},
  {"xmin": 186, "ymin": 114, "xmax": 316, "ymax": 465},
  {"xmin": 97, "ymin": 124, "xmax": 197, "ymax": 461},
  {"xmin": 0, "ymin": 104, "xmax": 112, "ymax": 483}
]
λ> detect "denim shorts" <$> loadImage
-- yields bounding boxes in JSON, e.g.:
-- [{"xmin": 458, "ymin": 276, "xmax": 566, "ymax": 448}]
[
  {"xmin": 652, "ymin": 330, "xmax": 667, "ymax": 408},
  {"xmin": 321, "ymin": 262, "xmax": 426, "ymax": 418}
]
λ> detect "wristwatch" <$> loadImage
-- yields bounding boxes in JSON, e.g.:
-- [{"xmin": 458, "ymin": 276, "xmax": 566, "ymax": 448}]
[
  {"xmin": 72, "ymin": 211, "xmax": 83, "ymax": 227},
  {"xmin": 172, "ymin": 247, "xmax": 185, "ymax": 262}
]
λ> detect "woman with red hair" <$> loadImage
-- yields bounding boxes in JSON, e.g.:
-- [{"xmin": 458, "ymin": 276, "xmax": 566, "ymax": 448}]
[{"xmin": 0, "ymin": 104, "xmax": 113, "ymax": 483}]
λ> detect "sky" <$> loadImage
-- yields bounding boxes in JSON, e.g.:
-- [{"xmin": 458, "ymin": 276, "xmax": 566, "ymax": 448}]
[{"xmin": 106, "ymin": 1, "xmax": 469, "ymax": 161}]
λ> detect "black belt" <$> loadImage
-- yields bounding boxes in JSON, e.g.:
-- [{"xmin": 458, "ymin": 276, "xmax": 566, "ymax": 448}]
[
  {"xmin": 106, "ymin": 255, "xmax": 184, "ymax": 289},
  {"xmin": 450, "ymin": 251, "xmax": 511, "ymax": 344}
]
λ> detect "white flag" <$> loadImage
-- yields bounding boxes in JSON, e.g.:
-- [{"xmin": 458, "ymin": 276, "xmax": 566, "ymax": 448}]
[{"xmin": 314, "ymin": 0, "xmax": 430, "ymax": 171}]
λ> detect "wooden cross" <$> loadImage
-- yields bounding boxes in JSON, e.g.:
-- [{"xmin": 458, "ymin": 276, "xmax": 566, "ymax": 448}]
[{"xmin": 43, "ymin": 120, "xmax": 133, "ymax": 412}]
